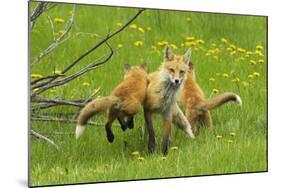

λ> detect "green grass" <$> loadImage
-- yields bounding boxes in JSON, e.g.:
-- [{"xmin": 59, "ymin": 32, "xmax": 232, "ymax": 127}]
[{"xmin": 30, "ymin": 2, "xmax": 267, "ymax": 187}]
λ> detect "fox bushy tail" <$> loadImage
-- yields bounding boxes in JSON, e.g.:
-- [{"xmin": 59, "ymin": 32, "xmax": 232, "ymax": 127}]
[
  {"xmin": 199, "ymin": 92, "xmax": 242, "ymax": 111},
  {"xmin": 75, "ymin": 96, "xmax": 120, "ymax": 139}
]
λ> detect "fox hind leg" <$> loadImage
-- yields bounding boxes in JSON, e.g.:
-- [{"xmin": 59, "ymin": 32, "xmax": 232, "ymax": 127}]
[
  {"xmin": 105, "ymin": 110, "xmax": 117, "ymax": 143},
  {"xmin": 201, "ymin": 111, "xmax": 212, "ymax": 129},
  {"xmin": 117, "ymin": 116, "xmax": 127, "ymax": 131},
  {"xmin": 144, "ymin": 109, "xmax": 156, "ymax": 153},
  {"xmin": 126, "ymin": 116, "xmax": 134, "ymax": 129}
]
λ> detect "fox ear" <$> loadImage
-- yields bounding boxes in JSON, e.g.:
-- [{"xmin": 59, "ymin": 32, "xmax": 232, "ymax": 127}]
[
  {"xmin": 124, "ymin": 64, "xmax": 131, "ymax": 70},
  {"xmin": 140, "ymin": 63, "xmax": 147, "ymax": 70},
  {"xmin": 188, "ymin": 61, "xmax": 194, "ymax": 69},
  {"xmin": 164, "ymin": 45, "xmax": 174, "ymax": 61},
  {"xmin": 183, "ymin": 48, "xmax": 192, "ymax": 64}
]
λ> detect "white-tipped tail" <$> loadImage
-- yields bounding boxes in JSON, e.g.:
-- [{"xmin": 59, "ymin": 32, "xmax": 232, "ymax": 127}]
[
  {"xmin": 75, "ymin": 125, "xmax": 86, "ymax": 139},
  {"xmin": 235, "ymin": 95, "xmax": 242, "ymax": 106}
]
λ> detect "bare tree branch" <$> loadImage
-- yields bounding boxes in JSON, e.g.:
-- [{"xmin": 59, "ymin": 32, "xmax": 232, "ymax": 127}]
[
  {"xmin": 31, "ymin": 5, "xmax": 76, "ymax": 66},
  {"xmin": 31, "ymin": 116, "xmax": 101, "ymax": 126},
  {"xmin": 31, "ymin": 9, "xmax": 145, "ymax": 95},
  {"xmin": 31, "ymin": 129, "xmax": 59, "ymax": 150}
]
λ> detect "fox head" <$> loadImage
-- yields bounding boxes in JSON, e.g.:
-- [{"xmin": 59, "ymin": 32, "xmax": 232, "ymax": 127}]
[
  {"xmin": 123, "ymin": 63, "xmax": 147, "ymax": 79},
  {"xmin": 161, "ymin": 45, "xmax": 192, "ymax": 86}
]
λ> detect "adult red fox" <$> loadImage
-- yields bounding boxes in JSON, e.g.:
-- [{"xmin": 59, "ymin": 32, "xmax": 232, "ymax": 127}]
[
  {"xmin": 75, "ymin": 63, "xmax": 148, "ymax": 143},
  {"xmin": 179, "ymin": 61, "xmax": 242, "ymax": 134},
  {"xmin": 144, "ymin": 46, "xmax": 195, "ymax": 155}
]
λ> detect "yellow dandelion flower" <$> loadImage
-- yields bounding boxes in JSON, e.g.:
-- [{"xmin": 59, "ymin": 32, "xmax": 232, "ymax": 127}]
[
  {"xmin": 170, "ymin": 44, "xmax": 178, "ymax": 49},
  {"xmin": 185, "ymin": 41, "xmax": 196, "ymax": 47},
  {"xmin": 205, "ymin": 52, "xmax": 211, "ymax": 56},
  {"xmin": 253, "ymin": 72, "xmax": 260, "ymax": 77},
  {"xmin": 231, "ymin": 77, "xmax": 240, "ymax": 83},
  {"xmin": 246, "ymin": 51, "xmax": 253, "ymax": 56},
  {"xmin": 221, "ymin": 38, "xmax": 227, "ymax": 43},
  {"xmin": 31, "ymin": 73, "xmax": 43, "ymax": 79},
  {"xmin": 212, "ymin": 89, "xmax": 219, "ymax": 94},
  {"xmin": 230, "ymin": 132, "xmax": 236, "ymax": 136},
  {"xmin": 237, "ymin": 48, "xmax": 246, "ymax": 53},
  {"xmin": 185, "ymin": 37, "xmax": 195, "ymax": 41},
  {"xmin": 186, "ymin": 17, "xmax": 192, "ymax": 22},
  {"xmin": 117, "ymin": 44, "xmax": 123, "ymax": 48},
  {"xmin": 227, "ymin": 140, "xmax": 234, "ymax": 144},
  {"xmin": 258, "ymin": 59, "xmax": 265, "ymax": 64},
  {"xmin": 82, "ymin": 82, "xmax": 90, "ymax": 87},
  {"xmin": 131, "ymin": 151, "xmax": 140, "ymax": 156},
  {"xmin": 180, "ymin": 43, "xmax": 185, "ymax": 47},
  {"xmin": 256, "ymin": 45, "xmax": 263, "ymax": 50},
  {"xmin": 227, "ymin": 47, "xmax": 233, "ymax": 52},
  {"xmin": 209, "ymin": 77, "xmax": 215, "ymax": 81},
  {"xmin": 137, "ymin": 157, "xmax": 145, "ymax": 161},
  {"xmin": 229, "ymin": 44, "xmax": 236, "ymax": 50},
  {"xmin": 134, "ymin": 40, "xmax": 144, "ymax": 47},
  {"xmin": 32, "ymin": 88, "xmax": 39, "ymax": 92},
  {"xmin": 242, "ymin": 81, "xmax": 250, "ymax": 87},
  {"xmin": 147, "ymin": 27, "xmax": 151, "ymax": 31},
  {"xmin": 157, "ymin": 41, "xmax": 168, "ymax": 46},
  {"xmin": 138, "ymin": 27, "xmax": 145, "ymax": 33},
  {"xmin": 211, "ymin": 43, "xmax": 217, "ymax": 48},
  {"xmin": 255, "ymin": 50, "xmax": 264, "ymax": 57},
  {"xmin": 54, "ymin": 70, "xmax": 62, "ymax": 74},
  {"xmin": 170, "ymin": 146, "xmax": 178, "ymax": 151},
  {"xmin": 248, "ymin": 74, "xmax": 254, "ymax": 79},
  {"xmin": 230, "ymin": 51, "xmax": 236, "ymax": 56},
  {"xmin": 216, "ymin": 135, "xmax": 223, "ymax": 139},
  {"xmin": 196, "ymin": 39, "xmax": 205, "ymax": 44},
  {"xmin": 129, "ymin": 24, "xmax": 137, "ymax": 29},
  {"xmin": 249, "ymin": 60, "xmax": 257, "ymax": 65},
  {"xmin": 222, "ymin": 73, "xmax": 229, "ymax": 78},
  {"xmin": 161, "ymin": 156, "xmax": 167, "ymax": 160},
  {"xmin": 116, "ymin": 22, "xmax": 123, "ymax": 26},
  {"xmin": 54, "ymin": 18, "xmax": 65, "ymax": 24},
  {"xmin": 216, "ymin": 73, "xmax": 221, "ymax": 76}
]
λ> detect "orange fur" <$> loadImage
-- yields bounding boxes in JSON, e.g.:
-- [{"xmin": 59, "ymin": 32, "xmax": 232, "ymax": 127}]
[
  {"xmin": 180, "ymin": 61, "xmax": 242, "ymax": 134},
  {"xmin": 76, "ymin": 64, "xmax": 148, "ymax": 142}
]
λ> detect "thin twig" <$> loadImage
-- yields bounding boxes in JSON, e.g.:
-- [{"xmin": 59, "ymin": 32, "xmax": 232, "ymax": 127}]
[
  {"xmin": 31, "ymin": 9, "xmax": 145, "ymax": 93},
  {"xmin": 31, "ymin": 5, "xmax": 76, "ymax": 66},
  {"xmin": 31, "ymin": 117, "xmax": 101, "ymax": 126},
  {"xmin": 31, "ymin": 41, "xmax": 113, "ymax": 96},
  {"xmin": 31, "ymin": 129, "xmax": 59, "ymax": 150}
]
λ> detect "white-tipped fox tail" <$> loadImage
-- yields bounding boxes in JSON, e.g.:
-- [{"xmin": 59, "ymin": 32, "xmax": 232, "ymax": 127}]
[
  {"xmin": 75, "ymin": 125, "xmax": 86, "ymax": 139},
  {"xmin": 235, "ymin": 95, "xmax": 242, "ymax": 106}
]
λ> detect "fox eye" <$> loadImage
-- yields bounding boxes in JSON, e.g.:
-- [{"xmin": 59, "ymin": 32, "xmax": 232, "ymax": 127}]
[
  {"xmin": 169, "ymin": 68, "xmax": 174, "ymax": 73},
  {"xmin": 180, "ymin": 70, "xmax": 185, "ymax": 75}
]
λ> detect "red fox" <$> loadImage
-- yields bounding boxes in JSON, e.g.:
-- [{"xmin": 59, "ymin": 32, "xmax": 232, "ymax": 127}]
[
  {"xmin": 75, "ymin": 63, "xmax": 148, "ymax": 143},
  {"xmin": 144, "ymin": 46, "xmax": 195, "ymax": 155},
  {"xmin": 179, "ymin": 61, "xmax": 242, "ymax": 134}
]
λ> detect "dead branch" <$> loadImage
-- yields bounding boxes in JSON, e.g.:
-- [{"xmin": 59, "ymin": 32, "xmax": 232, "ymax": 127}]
[
  {"xmin": 30, "ymin": 2, "xmax": 48, "ymax": 28},
  {"xmin": 31, "ymin": 116, "xmax": 101, "ymax": 126},
  {"xmin": 31, "ymin": 5, "xmax": 76, "ymax": 66},
  {"xmin": 31, "ymin": 9, "xmax": 145, "ymax": 94},
  {"xmin": 31, "ymin": 129, "xmax": 59, "ymax": 149},
  {"xmin": 31, "ymin": 41, "xmax": 113, "ymax": 96}
]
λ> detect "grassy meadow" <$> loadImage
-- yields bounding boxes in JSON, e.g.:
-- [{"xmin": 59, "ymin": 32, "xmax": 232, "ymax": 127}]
[{"xmin": 30, "ymin": 2, "xmax": 267, "ymax": 187}]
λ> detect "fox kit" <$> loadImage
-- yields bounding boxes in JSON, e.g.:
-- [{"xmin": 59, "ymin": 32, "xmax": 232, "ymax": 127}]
[
  {"xmin": 180, "ymin": 61, "xmax": 242, "ymax": 134},
  {"xmin": 144, "ymin": 46, "xmax": 195, "ymax": 156},
  {"xmin": 75, "ymin": 63, "xmax": 148, "ymax": 143}
]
